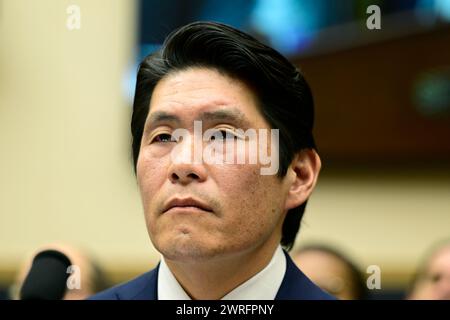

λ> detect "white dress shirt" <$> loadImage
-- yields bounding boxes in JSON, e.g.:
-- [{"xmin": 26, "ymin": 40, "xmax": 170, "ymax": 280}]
[{"xmin": 157, "ymin": 245, "xmax": 287, "ymax": 300}]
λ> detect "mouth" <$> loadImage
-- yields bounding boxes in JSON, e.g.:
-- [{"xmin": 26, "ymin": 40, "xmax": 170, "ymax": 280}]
[{"xmin": 163, "ymin": 197, "xmax": 213, "ymax": 214}]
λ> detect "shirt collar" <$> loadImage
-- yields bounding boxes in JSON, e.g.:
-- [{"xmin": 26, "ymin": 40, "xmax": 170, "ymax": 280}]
[{"xmin": 157, "ymin": 245, "xmax": 286, "ymax": 300}]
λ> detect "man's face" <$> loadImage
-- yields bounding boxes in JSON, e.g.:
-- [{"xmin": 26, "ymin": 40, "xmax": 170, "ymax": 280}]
[{"xmin": 136, "ymin": 67, "xmax": 292, "ymax": 263}]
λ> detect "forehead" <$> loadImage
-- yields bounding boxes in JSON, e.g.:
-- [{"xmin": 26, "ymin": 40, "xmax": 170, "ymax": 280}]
[{"xmin": 147, "ymin": 68, "xmax": 267, "ymax": 127}]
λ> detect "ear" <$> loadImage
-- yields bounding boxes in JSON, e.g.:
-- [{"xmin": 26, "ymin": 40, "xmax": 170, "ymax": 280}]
[{"xmin": 284, "ymin": 149, "xmax": 321, "ymax": 211}]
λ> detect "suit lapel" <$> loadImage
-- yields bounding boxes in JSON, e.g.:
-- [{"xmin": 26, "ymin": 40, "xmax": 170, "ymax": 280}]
[
  {"xmin": 116, "ymin": 264, "xmax": 159, "ymax": 300},
  {"xmin": 275, "ymin": 251, "xmax": 334, "ymax": 300},
  {"xmin": 115, "ymin": 253, "xmax": 332, "ymax": 300}
]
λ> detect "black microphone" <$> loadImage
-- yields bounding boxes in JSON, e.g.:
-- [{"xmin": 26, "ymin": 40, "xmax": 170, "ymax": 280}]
[{"xmin": 20, "ymin": 249, "xmax": 72, "ymax": 300}]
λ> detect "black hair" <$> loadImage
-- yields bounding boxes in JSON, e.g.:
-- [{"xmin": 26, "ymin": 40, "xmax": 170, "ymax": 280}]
[{"xmin": 131, "ymin": 21, "xmax": 317, "ymax": 251}]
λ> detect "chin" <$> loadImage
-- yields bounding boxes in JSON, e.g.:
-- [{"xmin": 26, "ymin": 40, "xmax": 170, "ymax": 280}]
[{"xmin": 156, "ymin": 234, "xmax": 224, "ymax": 262}]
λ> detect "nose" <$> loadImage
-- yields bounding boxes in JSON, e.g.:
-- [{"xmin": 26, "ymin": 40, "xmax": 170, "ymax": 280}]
[
  {"xmin": 168, "ymin": 133, "xmax": 207, "ymax": 185},
  {"xmin": 169, "ymin": 163, "xmax": 207, "ymax": 184}
]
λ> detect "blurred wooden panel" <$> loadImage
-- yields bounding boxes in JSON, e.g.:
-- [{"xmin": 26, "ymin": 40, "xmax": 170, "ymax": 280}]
[{"xmin": 295, "ymin": 25, "xmax": 450, "ymax": 164}]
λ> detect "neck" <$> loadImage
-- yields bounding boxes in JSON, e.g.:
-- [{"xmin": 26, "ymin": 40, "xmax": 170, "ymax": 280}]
[{"xmin": 164, "ymin": 239, "xmax": 280, "ymax": 300}]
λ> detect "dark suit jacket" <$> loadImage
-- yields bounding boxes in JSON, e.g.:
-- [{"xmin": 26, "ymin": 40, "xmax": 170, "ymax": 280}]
[{"xmin": 89, "ymin": 251, "xmax": 335, "ymax": 300}]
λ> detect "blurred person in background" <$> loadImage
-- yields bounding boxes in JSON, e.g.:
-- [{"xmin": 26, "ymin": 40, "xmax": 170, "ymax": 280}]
[
  {"xmin": 12, "ymin": 243, "xmax": 109, "ymax": 300},
  {"xmin": 292, "ymin": 244, "xmax": 367, "ymax": 300},
  {"xmin": 407, "ymin": 240, "xmax": 450, "ymax": 300}
]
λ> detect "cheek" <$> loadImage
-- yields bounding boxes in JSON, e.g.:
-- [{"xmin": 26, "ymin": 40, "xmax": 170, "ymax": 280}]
[
  {"xmin": 216, "ymin": 165, "xmax": 284, "ymax": 230},
  {"xmin": 219, "ymin": 165, "xmax": 281, "ymax": 201},
  {"xmin": 215, "ymin": 165, "xmax": 260, "ymax": 197},
  {"xmin": 136, "ymin": 150, "xmax": 168, "ymax": 209}
]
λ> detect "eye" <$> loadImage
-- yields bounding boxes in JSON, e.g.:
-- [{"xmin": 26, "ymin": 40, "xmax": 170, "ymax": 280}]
[
  {"xmin": 430, "ymin": 273, "xmax": 442, "ymax": 284},
  {"xmin": 151, "ymin": 133, "xmax": 175, "ymax": 143},
  {"xmin": 210, "ymin": 129, "xmax": 238, "ymax": 141}
]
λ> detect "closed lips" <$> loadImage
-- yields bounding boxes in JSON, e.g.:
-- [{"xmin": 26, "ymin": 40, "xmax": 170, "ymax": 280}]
[{"xmin": 163, "ymin": 198, "xmax": 213, "ymax": 213}]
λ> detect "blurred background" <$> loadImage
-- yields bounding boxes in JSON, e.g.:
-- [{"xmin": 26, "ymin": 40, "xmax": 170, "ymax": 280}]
[{"xmin": 1, "ymin": 0, "xmax": 449, "ymax": 299}]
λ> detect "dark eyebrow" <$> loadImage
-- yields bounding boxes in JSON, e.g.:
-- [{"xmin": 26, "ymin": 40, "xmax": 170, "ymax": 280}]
[
  {"xmin": 144, "ymin": 107, "xmax": 252, "ymax": 133},
  {"xmin": 201, "ymin": 108, "xmax": 251, "ymax": 128},
  {"xmin": 144, "ymin": 111, "xmax": 181, "ymax": 132}
]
